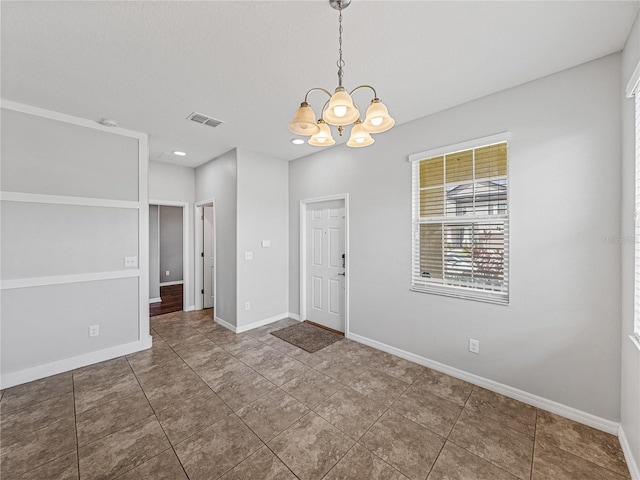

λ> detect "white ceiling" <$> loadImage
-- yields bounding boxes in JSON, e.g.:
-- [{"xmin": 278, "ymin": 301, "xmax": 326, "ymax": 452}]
[{"xmin": 2, "ymin": 1, "xmax": 638, "ymax": 168}]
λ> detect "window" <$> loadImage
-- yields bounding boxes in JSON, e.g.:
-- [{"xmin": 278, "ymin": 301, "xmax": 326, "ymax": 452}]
[{"xmin": 410, "ymin": 133, "xmax": 510, "ymax": 304}]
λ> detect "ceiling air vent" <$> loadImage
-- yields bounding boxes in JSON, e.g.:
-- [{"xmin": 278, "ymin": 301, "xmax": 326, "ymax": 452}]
[{"xmin": 186, "ymin": 111, "xmax": 224, "ymax": 128}]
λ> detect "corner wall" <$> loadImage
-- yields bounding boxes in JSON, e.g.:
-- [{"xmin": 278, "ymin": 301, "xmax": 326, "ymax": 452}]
[
  {"xmin": 195, "ymin": 149, "xmax": 238, "ymax": 326},
  {"xmin": 236, "ymin": 148, "xmax": 289, "ymax": 329},
  {"xmin": 620, "ymin": 10, "xmax": 640, "ymax": 478},
  {"xmin": 1, "ymin": 101, "xmax": 150, "ymax": 388},
  {"xmin": 289, "ymin": 53, "xmax": 622, "ymax": 421}
]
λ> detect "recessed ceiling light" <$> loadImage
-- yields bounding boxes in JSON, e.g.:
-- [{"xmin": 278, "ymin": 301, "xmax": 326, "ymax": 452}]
[
  {"xmin": 291, "ymin": 138, "xmax": 305, "ymax": 145},
  {"xmin": 173, "ymin": 151, "xmax": 187, "ymax": 156}
]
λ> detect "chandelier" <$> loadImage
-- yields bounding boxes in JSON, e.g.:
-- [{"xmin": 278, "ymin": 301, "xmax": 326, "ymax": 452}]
[{"xmin": 288, "ymin": 0, "xmax": 395, "ymax": 148}]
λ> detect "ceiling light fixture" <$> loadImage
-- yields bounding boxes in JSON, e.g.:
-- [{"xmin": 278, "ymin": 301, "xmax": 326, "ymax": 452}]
[
  {"xmin": 173, "ymin": 151, "xmax": 187, "ymax": 156},
  {"xmin": 289, "ymin": 0, "xmax": 394, "ymax": 148},
  {"xmin": 291, "ymin": 138, "xmax": 305, "ymax": 145}
]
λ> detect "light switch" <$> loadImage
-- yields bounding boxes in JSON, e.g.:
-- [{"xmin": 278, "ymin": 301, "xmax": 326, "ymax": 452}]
[{"xmin": 245, "ymin": 251, "xmax": 253, "ymax": 260}]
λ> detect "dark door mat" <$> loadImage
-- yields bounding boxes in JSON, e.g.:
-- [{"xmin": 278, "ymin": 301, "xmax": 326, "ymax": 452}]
[{"xmin": 271, "ymin": 322, "xmax": 343, "ymax": 353}]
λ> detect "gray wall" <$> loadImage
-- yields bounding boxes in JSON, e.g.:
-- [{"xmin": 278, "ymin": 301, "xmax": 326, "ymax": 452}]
[
  {"xmin": 1, "ymin": 107, "xmax": 144, "ymax": 379},
  {"xmin": 289, "ymin": 53, "xmax": 622, "ymax": 421},
  {"xmin": 236, "ymin": 148, "xmax": 289, "ymax": 328},
  {"xmin": 159, "ymin": 205, "xmax": 183, "ymax": 283},
  {"xmin": 148, "ymin": 161, "xmax": 195, "ymax": 308},
  {"xmin": 620, "ymin": 11, "xmax": 640, "ymax": 473},
  {"xmin": 196, "ymin": 149, "xmax": 238, "ymax": 326},
  {"xmin": 149, "ymin": 204, "xmax": 160, "ymax": 299}
]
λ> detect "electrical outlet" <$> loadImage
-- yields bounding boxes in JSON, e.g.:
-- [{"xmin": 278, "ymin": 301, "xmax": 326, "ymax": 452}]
[
  {"xmin": 165, "ymin": 270, "xmax": 170, "ymax": 276},
  {"xmin": 124, "ymin": 256, "xmax": 137, "ymax": 268},
  {"xmin": 261, "ymin": 240, "xmax": 271, "ymax": 248},
  {"xmin": 469, "ymin": 338, "xmax": 480, "ymax": 354},
  {"xmin": 245, "ymin": 251, "xmax": 253, "ymax": 260},
  {"xmin": 89, "ymin": 325, "xmax": 99, "ymax": 337},
  {"xmin": 245, "ymin": 301, "xmax": 251, "ymax": 310}
]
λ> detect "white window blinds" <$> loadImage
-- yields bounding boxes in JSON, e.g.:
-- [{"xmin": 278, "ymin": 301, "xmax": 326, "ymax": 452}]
[{"xmin": 410, "ymin": 133, "xmax": 510, "ymax": 304}]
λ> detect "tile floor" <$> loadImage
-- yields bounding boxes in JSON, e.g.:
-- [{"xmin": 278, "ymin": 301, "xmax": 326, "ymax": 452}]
[{"xmin": 0, "ymin": 310, "xmax": 631, "ymax": 480}]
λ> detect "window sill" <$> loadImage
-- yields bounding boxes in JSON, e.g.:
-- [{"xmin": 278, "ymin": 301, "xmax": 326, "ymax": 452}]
[
  {"xmin": 630, "ymin": 334, "xmax": 640, "ymax": 353},
  {"xmin": 411, "ymin": 284, "xmax": 508, "ymax": 306}
]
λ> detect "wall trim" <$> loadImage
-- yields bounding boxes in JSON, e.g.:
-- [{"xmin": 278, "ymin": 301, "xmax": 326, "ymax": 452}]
[
  {"xmin": 215, "ymin": 315, "xmax": 237, "ymax": 333},
  {"xmin": 626, "ymin": 59, "xmax": 640, "ymax": 98},
  {"xmin": 619, "ymin": 425, "xmax": 640, "ymax": 480},
  {"xmin": 149, "ymin": 297, "xmax": 162, "ymax": 304},
  {"xmin": 159, "ymin": 280, "xmax": 184, "ymax": 287},
  {"xmin": 0, "ymin": 191, "xmax": 140, "ymax": 209},
  {"xmin": 184, "ymin": 305, "xmax": 196, "ymax": 312},
  {"xmin": 288, "ymin": 313, "xmax": 301, "ymax": 321},
  {"xmin": 0, "ymin": 336, "xmax": 152, "ymax": 389},
  {"xmin": 1, "ymin": 270, "xmax": 140, "ymax": 290},
  {"xmin": 1, "ymin": 99, "xmax": 146, "ymax": 140},
  {"xmin": 236, "ymin": 312, "xmax": 293, "ymax": 333},
  {"xmin": 348, "ymin": 332, "xmax": 620, "ymax": 435}
]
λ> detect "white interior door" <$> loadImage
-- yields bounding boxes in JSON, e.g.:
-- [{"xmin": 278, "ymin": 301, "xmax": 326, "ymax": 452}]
[
  {"xmin": 306, "ymin": 199, "xmax": 345, "ymax": 332},
  {"xmin": 203, "ymin": 205, "xmax": 215, "ymax": 309}
]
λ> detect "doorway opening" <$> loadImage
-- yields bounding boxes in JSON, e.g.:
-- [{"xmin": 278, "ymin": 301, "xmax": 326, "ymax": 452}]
[
  {"xmin": 300, "ymin": 195, "xmax": 349, "ymax": 335},
  {"xmin": 149, "ymin": 201, "xmax": 190, "ymax": 316},
  {"xmin": 195, "ymin": 200, "xmax": 216, "ymax": 316}
]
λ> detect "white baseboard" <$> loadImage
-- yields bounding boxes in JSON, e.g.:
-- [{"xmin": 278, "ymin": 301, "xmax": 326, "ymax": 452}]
[
  {"xmin": 236, "ymin": 313, "xmax": 294, "ymax": 333},
  {"xmin": 619, "ymin": 425, "xmax": 640, "ymax": 480},
  {"xmin": 215, "ymin": 315, "xmax": 237, "ymax": 333},
  {"xmin": 159, "ymin": 280, "xmax": 183, "ymax": 287},
  {"xmin": 348, "ymin": 332, "xmax": 619, "ymax": 435},
  {"xmin": 0, "ymin": 336, "xmax": 153, "ymax": 389},
  {"xmin": 149, "ymin": 297, "xmax": 162, "ymax": 304},
  {"xmin": 184, "ymin": 305, "xmax": 195, "ymax": 312},
  {"xmin": 214, "ymin": 313, "xmax": 294, "ymax": 334},
  {"xmin": 288, "ymin": 313, "xmax": 301, "ymax": 321}
]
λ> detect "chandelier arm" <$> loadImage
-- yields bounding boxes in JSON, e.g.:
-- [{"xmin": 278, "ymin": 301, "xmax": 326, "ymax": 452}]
[
  {"xmin": 303, "ymin": 87, "xmax": 333, "ymax": 103},
  {"xmin": 349, "ymin": 85, "xmax": 378, "ymax": 98}
]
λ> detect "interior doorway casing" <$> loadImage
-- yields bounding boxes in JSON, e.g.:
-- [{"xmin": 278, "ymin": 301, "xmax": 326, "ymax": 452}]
[
  {"xmin": 149, "ymin": 199, "xmax": 190, "ymax": 312},
  {"xmin": 300, "ymin": 194, "xmax": 350, "ymax": 337},
  {"xmin": 195, "ymin": 199, "xmax": 216, "ymax": 312}
]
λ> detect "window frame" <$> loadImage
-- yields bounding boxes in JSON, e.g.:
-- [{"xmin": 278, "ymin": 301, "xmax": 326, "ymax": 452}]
[
  {"xmin": 628, "ymin": 60, "xmax": 640, "ymax": 344},
  {"xmin": 409, "ymin": 132, "xmax": 511, "ymax": 305}
]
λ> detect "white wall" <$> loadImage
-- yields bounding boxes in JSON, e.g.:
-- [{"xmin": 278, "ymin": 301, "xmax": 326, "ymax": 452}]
[
  {"xmin": 148, "ymin": 161, "xmax": 195, "ymax": 308},
  {"xmin": 236, "ymin": 148, "xmax": 289, "ymax": 328},
  {"xmin": 1, "ymin": 103, "xmax": 149, "ymax": 387},
  {"xmin": 620, "ymin": 11, "xmax": 640, "ymax": 477},
  {"xmin": 289, "ymin": 53, "xmax": 622, "ymax": 421},
  {"xmin": 196, "ymin": 149, "xmax": 238, "ymax": 326}
]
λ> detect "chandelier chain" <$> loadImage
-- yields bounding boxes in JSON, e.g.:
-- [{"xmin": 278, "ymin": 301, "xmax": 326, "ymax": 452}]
[{"xmin": 337, "ymin": 0, "xmax": 345, "ymax": 87}]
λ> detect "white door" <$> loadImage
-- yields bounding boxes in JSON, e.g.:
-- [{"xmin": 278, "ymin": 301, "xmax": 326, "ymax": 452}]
[
  {"xmin": 306, "ymin": 199, "xmax": 345, "ymax": 332},
  {"xmin": 203, "ymin": 205, "xmax": 215, "ymax": 309}
]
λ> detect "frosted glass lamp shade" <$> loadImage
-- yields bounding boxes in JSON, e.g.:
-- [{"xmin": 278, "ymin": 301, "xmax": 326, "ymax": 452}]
[
  {"xmin": 346, "ymin": 120, "xmax": 374, "ymax": 147},
  {"xmin": 308, "ymin": 120, "xmax": 335, "ymax": 146},
  {"xmin": 322, "ymin": 88, "xmax": 360, "ymax": 126},
  {"xmin": 289, "ymin": 102, "xmax": 320, "ymax": 135},
  {"xmin": 362, "ymin": 98, "xmax": 395, "ymax": 133}
]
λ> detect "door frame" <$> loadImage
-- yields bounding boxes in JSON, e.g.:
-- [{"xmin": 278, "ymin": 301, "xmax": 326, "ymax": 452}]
[
  {"xmin": 194, "ymin": 198, "xmax": 216, "ymax": 312},
  {"xmin": 149, "ymin": 200, "xmax": 190, "ymax": 312},
  {"xmin": 300, "ymin": 194, "xmax": 350, "ymax": 336}
]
